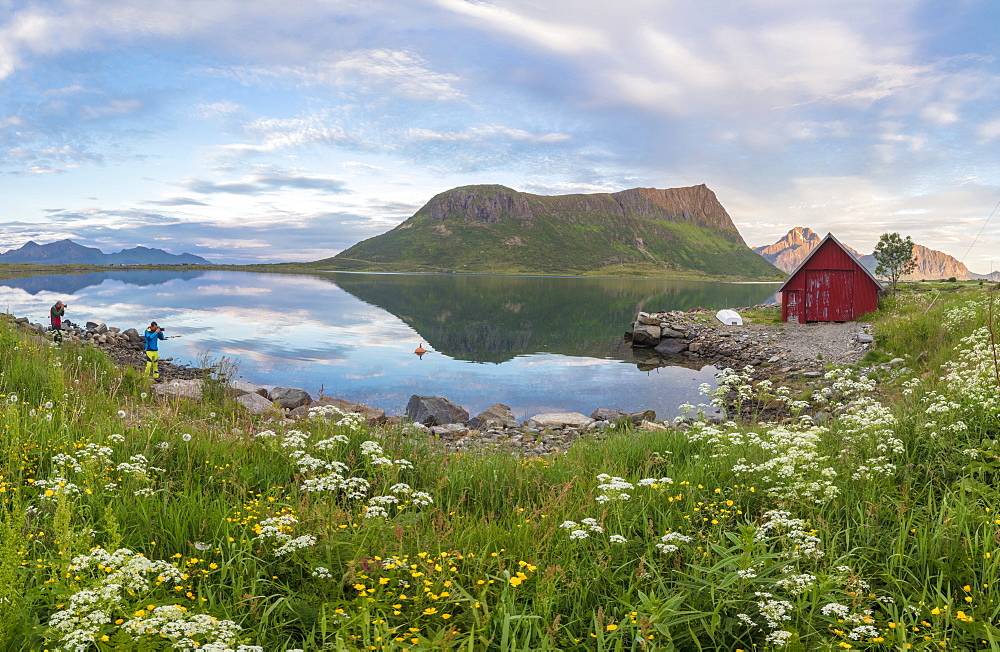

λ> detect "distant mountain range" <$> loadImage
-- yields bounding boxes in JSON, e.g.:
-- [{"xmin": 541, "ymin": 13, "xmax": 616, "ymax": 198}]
[
  {"xmin": 754, "ymin": 227, "xmax": 1000, "ymax": 281},
  {"xmin": 0, "ymin": 239, "xmax": 212, "ymax": 265},
  {"xmin": 318, "ymin": 184, "xmax": 782, "ymax": 279}
]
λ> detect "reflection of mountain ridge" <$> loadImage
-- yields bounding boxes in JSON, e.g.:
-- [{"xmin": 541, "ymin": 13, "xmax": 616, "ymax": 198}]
[
  {"xmin": 0, "ymin": 270, "xmax": 210, "ymax": 295},
  {"xmin": 327, "ymin": 273, "xmax": 777, "ymax": 363}
]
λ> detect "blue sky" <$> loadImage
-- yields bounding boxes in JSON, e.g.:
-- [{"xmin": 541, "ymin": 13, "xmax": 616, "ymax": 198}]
[{"xmin": 2, "ymin": 0, "xmax": 1000, "ymax": 271}]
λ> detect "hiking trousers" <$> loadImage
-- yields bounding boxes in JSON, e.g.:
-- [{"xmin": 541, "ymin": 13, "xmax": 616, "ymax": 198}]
[{"xmin": 145, "ymin": 350, "xmax": 159, "ymax": 378}]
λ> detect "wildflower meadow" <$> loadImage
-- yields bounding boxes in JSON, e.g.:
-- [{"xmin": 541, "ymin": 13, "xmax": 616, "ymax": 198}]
[{"xmin": 1, "ymin": 284, "xmax": 1000, "ymax": 650}]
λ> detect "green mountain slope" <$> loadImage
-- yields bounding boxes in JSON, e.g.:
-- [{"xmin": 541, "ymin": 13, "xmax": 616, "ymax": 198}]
[{"xmin": 317, "ymin": 184, "xmax": 782, "ymax": 279}]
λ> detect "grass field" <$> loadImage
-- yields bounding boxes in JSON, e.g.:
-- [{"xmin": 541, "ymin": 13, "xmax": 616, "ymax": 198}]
[{"xmin": 1, "ymin": 283, "xmax": 999, "ymax": 650}]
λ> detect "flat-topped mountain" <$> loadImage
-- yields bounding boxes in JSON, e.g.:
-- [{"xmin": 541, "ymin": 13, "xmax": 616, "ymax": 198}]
[
  {"xmin": 755, "ymin": 228, "xmax": 1000, "ymax": 281},
  {"xmin": 320, "ymin": 184, "xmax": 782, "ymax": 279},
  {"xmin": 0, "ymin": 239, "xmax": 212, "ymax": 265}
]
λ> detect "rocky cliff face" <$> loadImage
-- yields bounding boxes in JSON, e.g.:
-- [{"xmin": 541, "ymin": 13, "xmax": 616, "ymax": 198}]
[
  {"xmin": 754, "ymin": 227, "xmax": 860, "ymax": 272},
  {"xmin": 906, "ymin": 244, "xmax": 973, "ymax": 280},
  {"xmin": 756, "ymin": 228, "xmax": 993, "ymax": 280},
  {"xmin": 418, "ymin": 183, "xmax": 748, "ymax": 244}
]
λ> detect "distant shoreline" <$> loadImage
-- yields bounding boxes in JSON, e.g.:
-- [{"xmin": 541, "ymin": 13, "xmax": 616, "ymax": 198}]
[{"xmin": 0, "ymin": 261, "xmax": 787, "ymax": 283}]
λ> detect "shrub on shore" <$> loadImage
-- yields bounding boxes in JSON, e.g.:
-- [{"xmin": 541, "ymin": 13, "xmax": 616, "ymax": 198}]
[{"xmin": 0, "ymin": 288, "xmax": 998, "ymax": 650}]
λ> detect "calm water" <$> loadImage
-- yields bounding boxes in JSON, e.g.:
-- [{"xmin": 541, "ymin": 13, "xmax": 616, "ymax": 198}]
[{"xmin": 0, "ymin": 270, "xmax": 778, "ymax": 419}]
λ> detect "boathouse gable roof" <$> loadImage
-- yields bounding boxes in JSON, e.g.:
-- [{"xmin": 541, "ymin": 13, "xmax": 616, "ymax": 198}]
[{"xmin": 776, "ymin": 232, "xmax": 884, "ymax": 294}]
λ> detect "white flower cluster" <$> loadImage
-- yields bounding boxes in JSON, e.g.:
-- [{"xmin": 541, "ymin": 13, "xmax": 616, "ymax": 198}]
[
  {"xmin": 116, "ymin": 454, "xmax": 166, "ymax": 478},
  {"xmin": 655, "ymin": 531, "xmax": 693, "ymax": 554},
  {"xmin": 254, "ymin": 514, "xmax": 317, "ymax": 557},
  {"xmin": 923, "ymin": 327, "xmax": 1000, "ymax": 447},
  {"xmin": 363, "ymin": 483, "xmax": 434, "ymax": 519},
  {"xmin": 254, "ymin": 425, "xmax": 433, "ymax": 527},
  {"xmin": 636, "ymin": 476, "xmax": 674, "ymax": 487},
  {"xmin": 836, "ymin": 395, "xmax": 903, "ymax": 480},
  {"xmin": 52, "ymin": 444, "xmax": 114, "ymax": 473},
  {"xmin": 121, "ymin": 605, "xmax": 242, "ymax": 651},
  {"xmin": 729, "ymin": 423, "xmax": 839, "ymax": 503},
  {"xmin": 306, "ymin": 404, "xmax": 367, "ymax": 431},
  {"xmin": 360, "ymin": 440, "xmax": 414, "ymax": 469},
  {"xmin": 559, "ymin": 517, "xmax": 624, "ymax": 542},
  {"xmin": 47, "ymin": 548, "xmax": 185, "ymax": 652},
  {"xmin": 707, "ymin": 366, "xmax": 798, "ymax": 420},
  {"xmin": 774, "ymin": 572, "xmax": 816, "ymax": 594},
  {"xmin": 33, "ymin": 476, "xmax": 82, "ymax": 501},
  {"xmin": 755, "ymin": 510, "xmax": 823, "ymax": 560},
  {"xmin": 595, "ymin": 474, "xmax": 633, "ymax": 503},
  {"xmin": 741, "ymin": 591, "xmax": 795, "ymax": 647},
  {"xmin": 820, "ymin": 602, "xmax": 851, "ymax": 618},
  {"xmin": 943, "ymin": 298, "xmax": 984, "ymax": 328}
]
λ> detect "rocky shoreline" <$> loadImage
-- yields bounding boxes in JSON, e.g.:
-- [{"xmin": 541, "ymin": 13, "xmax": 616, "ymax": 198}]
[
  {"xmin": 626, "ymin": 306, "xmax": 876, "ymax": 379},
  {"xmin": 3, "ymin": 308, "xmax": 892, "ymax": 457},
  {"xmin": 2, "ymin": 312, "xmax": 671, "ymax": 455}
]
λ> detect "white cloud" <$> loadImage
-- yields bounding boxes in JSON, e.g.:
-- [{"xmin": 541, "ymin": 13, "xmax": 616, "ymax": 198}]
[
  {"xmin": 218, "ymin": 116, "xmax": 353, "ymax": 154},
  {"xmin": 978, "ymin": 118, "xmax": 1000, "ymax": 142},
  {"xmin": 214, "ymin": 49, "xmax": 464, "ymax": 102},
  {"xmin": 193, "ymin": 101, "xmax": 242, "ymax": 119},
  {"xmin": 81, "ymin": 98, "xmax": 143, "ymax": 119},
  {"xmin": 434, "ymin": 0, "xmax": 612, "ymax": 56},
  {"xmin": 407, "ymin": 125, "xmax": 570, "ymax": 144}
]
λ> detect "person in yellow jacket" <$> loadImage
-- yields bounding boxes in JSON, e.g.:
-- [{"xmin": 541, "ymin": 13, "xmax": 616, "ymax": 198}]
[{"xmin": 144, "ymin": 321, "xmax": 166, "ymax": 380}]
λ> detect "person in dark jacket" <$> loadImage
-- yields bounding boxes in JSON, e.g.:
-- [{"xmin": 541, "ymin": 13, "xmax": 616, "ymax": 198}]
[
  {"xmin": 50, "ymin": 300, "xmax": 67, "ymax": 343},
  {"xmin": 144, "ymin": 321, "xmax": 166, "ymax": 379}
]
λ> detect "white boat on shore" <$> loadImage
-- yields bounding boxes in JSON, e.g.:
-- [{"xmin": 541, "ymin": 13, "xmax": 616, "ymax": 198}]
[{"xmin": 716, "ymin": 309, "xmax": 743, "ymax": 326}]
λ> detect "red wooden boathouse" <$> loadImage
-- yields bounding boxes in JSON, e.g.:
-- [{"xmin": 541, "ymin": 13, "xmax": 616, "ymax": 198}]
[{"xmin": 778, "ymin": 233, "xmax": 883, "ymax": 323}]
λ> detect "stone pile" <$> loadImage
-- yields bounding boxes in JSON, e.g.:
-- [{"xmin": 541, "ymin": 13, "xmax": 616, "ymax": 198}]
[
  {"xmin": 4, "ymin": 313, "xmax": 201, "ymax": 381},
  {"xmin": 402, "ymin": 395, "xmax": 660, "ymax": 455},
  {"xmin": 626, "ymin": 307, "xmax": 874, "ymax": 378}
]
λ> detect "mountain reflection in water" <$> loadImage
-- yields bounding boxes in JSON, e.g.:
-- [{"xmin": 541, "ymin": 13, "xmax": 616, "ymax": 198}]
[
  {"xmin": 330, "ymin": 273, "xmax": 777, "ymax": 363},
  {"xmin": 0, "ymin": 270, "xmax": 778, "ymax": 418}
]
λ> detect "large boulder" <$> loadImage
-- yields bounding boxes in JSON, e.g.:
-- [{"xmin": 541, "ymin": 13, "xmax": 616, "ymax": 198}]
[
  {"xmin": 629, "ymin": 410, "xmax": 656, "ymax": 424},
  {"xmin": 236, "ymin": 392, "xmax": 275, "ymax": 415},
  {"xmin": 654, "ymin": 339, "xmax": 688, "ymax": 355},
  {"xmin": 406, "ymin": 395, "xmax": 469, "ymax": 426},
  {"xmin": 268, "ymin": 386, "xmax": 312, "ymax": 409},
  {"xmin": 631, "ymin": 324, "xmax": 661, "ymax": 346},
  {"xmin": 524, "ymin": 412, "xmax": 595, "ymax": 430},
  {"xmin": 229, "ymin": 381, "xmax": 268, "ymax": 398},
  {"xmin": 591, "ymin": 408, "xmax": 628, "ymax": 422},
  {"xmin": 153, "ymin": 379, "xmax": 203, "ymax": 402},
  {"xmin": 468, "ymin": 403, "xmax": 519, "ymax": 429},
  {"xmin": 636, "ymin": 312, "xmax": 662, "ymax": 326},
  {"xmin": 122, "ymin": 328, "xmax": 141, "ymax": 342}
]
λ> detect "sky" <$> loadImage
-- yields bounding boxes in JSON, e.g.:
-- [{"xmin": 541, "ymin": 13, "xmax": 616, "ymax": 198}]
[{"xmin": 2, "ymin": 0, "xmax": 1000, "ymax": 271}]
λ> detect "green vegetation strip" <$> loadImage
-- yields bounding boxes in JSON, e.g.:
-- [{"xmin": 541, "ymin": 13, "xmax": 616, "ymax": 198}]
[{"xmin": 1, "ymin": 283, "xmax": 1000, "ymax": 650}]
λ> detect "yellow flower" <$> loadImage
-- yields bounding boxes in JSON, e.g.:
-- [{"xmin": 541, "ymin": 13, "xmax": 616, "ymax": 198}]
[
  {"xmin": 606, "ymin": 624, "xmax": 618, "ymax": 631},
  {"xmin": 422, "ymin": 607, "xmax": 437, "ymax": 615},
  {"xmin": 509, "ymin": 576, "xmax": 523, "ymax": 587}
]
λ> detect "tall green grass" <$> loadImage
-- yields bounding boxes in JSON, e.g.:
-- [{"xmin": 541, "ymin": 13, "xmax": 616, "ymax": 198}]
[{"xmin": 0, "ymin": 287, "xmax": 999, "ymax": 650}]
